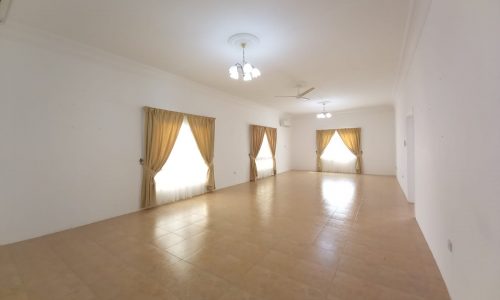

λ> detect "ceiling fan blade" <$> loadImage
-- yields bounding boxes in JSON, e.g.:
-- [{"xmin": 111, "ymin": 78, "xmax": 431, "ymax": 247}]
[
  {"xmin": 298, "ymin": 87, "xmax": 315, "ymax": 97},
  {"xmin": 300, "ymin": 97, "xmax": 311, "ymax": 101}
]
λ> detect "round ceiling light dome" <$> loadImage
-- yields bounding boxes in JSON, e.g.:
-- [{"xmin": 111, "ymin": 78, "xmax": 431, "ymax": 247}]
[{"xmin": 228, "ymin": 33, "xmax": 260, "ymax": 49}]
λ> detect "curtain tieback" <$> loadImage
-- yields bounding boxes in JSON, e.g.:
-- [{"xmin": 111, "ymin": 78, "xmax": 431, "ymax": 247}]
[
  {"xmin": 248, "ymin": 154, "xmax": 256, "ymax": 160},
  {"xmin": 142, "ymin": 164, "xmax": 157, "ymax": 177}
]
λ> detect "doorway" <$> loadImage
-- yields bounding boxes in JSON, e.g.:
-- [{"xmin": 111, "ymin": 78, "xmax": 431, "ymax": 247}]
[{"xmin": 406, "ymin": 115, "xmax": 415, "ymax": 203}]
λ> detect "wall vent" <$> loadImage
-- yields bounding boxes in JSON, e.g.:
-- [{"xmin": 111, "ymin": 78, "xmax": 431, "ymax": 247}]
[{"xmin": 0, "ymin": 0, "xmax": 12, "ymax": 24}]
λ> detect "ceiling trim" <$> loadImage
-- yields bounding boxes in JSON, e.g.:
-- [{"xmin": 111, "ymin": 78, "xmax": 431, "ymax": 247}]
[
  {"xmin": 0, "ymin": 21, "xmax": 286, "ymax": 116},
  {"xmin": 292, "ymin": 104, "xmax": 395, "ymax": 119},
  {"xmin": 392, "ymin": 0, "xmax": 433, "ymax": 99}
]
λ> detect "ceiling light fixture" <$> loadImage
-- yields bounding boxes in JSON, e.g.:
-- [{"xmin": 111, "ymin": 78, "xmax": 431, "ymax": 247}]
[
  {"xmin": 228, "ymin": 33, "xmax": 261, "ymax": 81},
  {"xmin": 317, "ymin": 102, "xmax": 332, "ymax": 119}
]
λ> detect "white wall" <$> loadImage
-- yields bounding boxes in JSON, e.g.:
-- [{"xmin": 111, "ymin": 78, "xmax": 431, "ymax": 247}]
[
  {"xmin": 290, "ymin": 106, "xmax": 396, "ymax": 175},
  {"xmin": 0, "ymin": 24, "xmax": 291, "ymax": 245},
  {"xmin": 395, "ymin": 0, "xmax": 500, "ymax": 299}
]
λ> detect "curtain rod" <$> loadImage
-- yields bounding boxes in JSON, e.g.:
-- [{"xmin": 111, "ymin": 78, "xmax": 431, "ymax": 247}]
[
  {"xmin": 143, "ymin": 106, "xmax": 216, "ymax": 120},
  {"xmin": 250, "ymin": 124, "xmax": 277, "ymax": 130},
  {"xmin": 316, "ymin": 127, "xmax": 361, "ymax": 131}
]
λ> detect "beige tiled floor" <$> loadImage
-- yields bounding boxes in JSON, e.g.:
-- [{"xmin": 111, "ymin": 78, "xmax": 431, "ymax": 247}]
[{"xmin": 0, "ymin": 171, "xmax": 450, "ymax": 300}]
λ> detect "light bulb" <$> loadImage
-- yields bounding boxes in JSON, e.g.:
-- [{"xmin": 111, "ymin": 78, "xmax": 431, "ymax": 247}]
[
  {"xmin": 229, "ymin": 65, "xmax": 239, "ymax": 80},
  {"xmin": 252, "ymin": 68, "xmax": 261, "ymax": 78},
  {"xmin": 243, "ymin": 72, "xmax": 252, "ymax": 81},
  {"xmin": 326, "ymin": 112, "xmax": 332, "ymax": 118},
  {"xmin": 243, "ymin": 63, "xmax": 253, "ymax": 73},
  {"xmin": 316, "ymin": 113, "xmax": 324, "ymax": 119}
]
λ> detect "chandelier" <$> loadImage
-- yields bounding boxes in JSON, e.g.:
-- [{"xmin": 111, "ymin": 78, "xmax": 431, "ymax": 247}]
[
  {"xmin": 228, "ymin": 33, "xmax": 261, "ymax": 81},
  {"xmin": 317, "ymin": 102, "xmax": 332, "ymax": 119}
]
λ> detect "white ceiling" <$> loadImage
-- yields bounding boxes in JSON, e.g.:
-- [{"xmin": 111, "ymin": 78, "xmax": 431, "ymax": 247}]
[{"xmin": 8, "ymin": 0, "xmax": 411, "ymax": 114}]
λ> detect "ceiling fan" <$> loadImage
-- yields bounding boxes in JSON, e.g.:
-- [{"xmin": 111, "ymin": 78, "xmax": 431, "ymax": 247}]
[{"xmin": 275, "ymin": 86, "xmax": 315, "ymax": 101}]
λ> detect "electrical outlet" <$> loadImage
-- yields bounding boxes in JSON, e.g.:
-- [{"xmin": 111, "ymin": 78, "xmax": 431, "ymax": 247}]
[{"xmin": 447, "ymin": 239, "xmax": 453, "ymax": 253}]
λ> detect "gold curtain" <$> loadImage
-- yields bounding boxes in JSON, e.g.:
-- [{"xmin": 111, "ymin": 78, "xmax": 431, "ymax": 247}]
[
  {"xmin": 265, "ymin": 127, "xmax": 277, "ymax": 175},
  {"xmin": 316, "ymin": 129, "xmax": 335, "ymax": 172},
  {"xmin": 249, "ymin": 125, "xmax": 267, "ymax": 181},
  {"xmin": 141, "ymin": 107, "xmax": 184, "ymax": 208},
  {"xmin": 337, "ymin": 128, "xmax": 362, "ymax": 174},
  {"xmin": 187, "ymin": 115, "xmax": 216, "ymax": 192}
]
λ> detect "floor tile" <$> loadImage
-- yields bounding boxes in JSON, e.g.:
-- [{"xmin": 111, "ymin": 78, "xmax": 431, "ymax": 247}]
[{"xmin": 0, "ymin": 172, "xmax": 449, "ymax": 300}]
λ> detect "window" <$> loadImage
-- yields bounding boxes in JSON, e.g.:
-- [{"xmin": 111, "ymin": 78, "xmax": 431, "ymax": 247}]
[
  {"xmin": 154, "ymin": 117, "xmax": 208, "ymax": 204},
  {"xmin": 256, "ymin": 134, "xmax": 274, "ymax": 179},
  {"xmin": 320, "ymin": 131, "xmax": 357, "ymax": 173}
]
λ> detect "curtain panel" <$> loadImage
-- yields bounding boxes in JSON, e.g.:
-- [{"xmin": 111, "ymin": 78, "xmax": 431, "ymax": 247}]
[
  {"xmin": 316, "ymin": 129, "xmax": 335, "ymax": 172},
  {"xmin": 141, "ymin": 107, "xmax": 184, "ymax": 208},
  {"xmin": 187, "ymin": 115, "xmax": 216, "ymax": 191},
  {"xmin": 249, "ymin": 125, "xmax": 267, "ymax": 181},
  {"xmin": 249, "ymin": 125, "xmax": 277, "ymax": 181},
  {"xmin": 141, "ymin": 106, "xmax": 216, "ymax": 208},
  {"xmin": 337, "ymin": 128, "xmax": 362, "ymax": 174},
  {"xmin": 265, "ymin": 127, "xmax": 277, "ymax": 175}
]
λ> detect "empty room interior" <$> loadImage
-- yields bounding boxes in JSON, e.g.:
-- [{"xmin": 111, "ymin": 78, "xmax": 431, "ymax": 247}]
[{"xmin": 1, "ymin": 0, "xmax": 499, "ymax": 299}]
